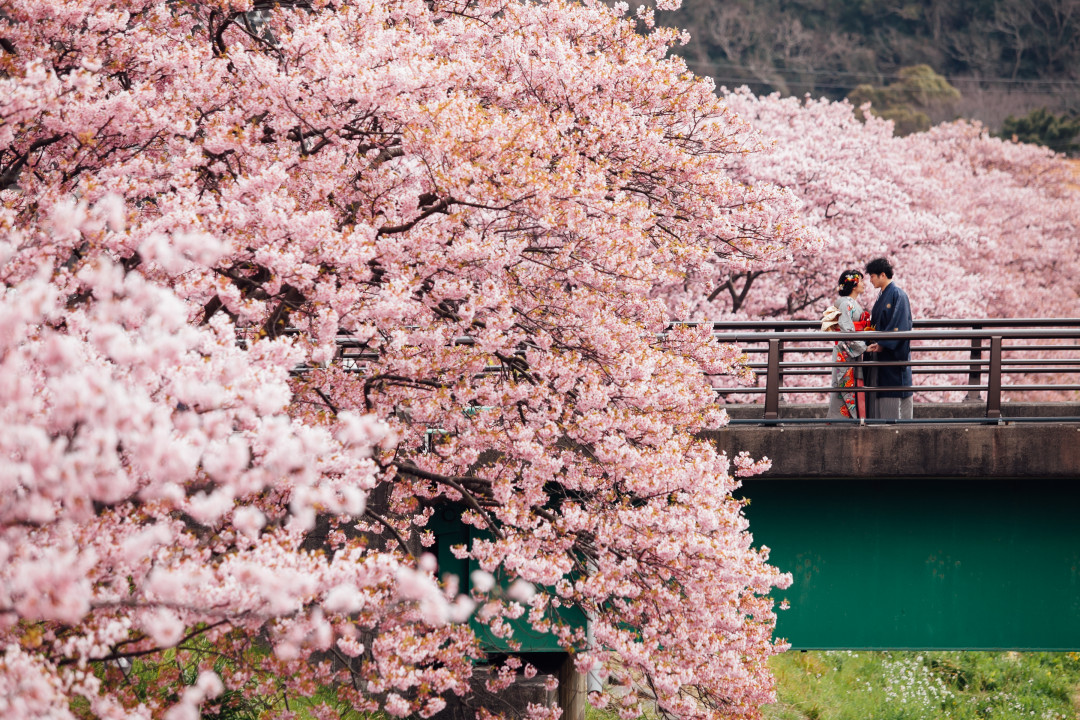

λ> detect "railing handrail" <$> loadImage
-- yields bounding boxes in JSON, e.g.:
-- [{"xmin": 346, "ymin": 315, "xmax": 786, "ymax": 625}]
[
  {"xmin": 712, "ymin": 328, "xmax": 1080, "ymax": 342},
  {"xmin": 675, "ymin": 317, "xmax": 1080, "ymax": 330}
]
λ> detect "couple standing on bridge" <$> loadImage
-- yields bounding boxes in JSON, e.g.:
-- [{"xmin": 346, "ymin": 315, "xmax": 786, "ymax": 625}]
[{"xmin": 822, "ymin": 257, "xmax": 914, "ymax": 420}]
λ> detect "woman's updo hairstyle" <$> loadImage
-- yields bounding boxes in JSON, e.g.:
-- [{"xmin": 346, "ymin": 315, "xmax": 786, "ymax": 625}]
[{"xmin": 837, "ymin": 269, "xmax": 863, "ymax": 297}]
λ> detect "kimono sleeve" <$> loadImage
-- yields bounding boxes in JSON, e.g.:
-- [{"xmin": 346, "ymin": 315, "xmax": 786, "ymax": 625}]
[
  {"xmin": 836, "ymin": 300, "xmax": 867, "ymax": 357},
  {"xmin": 875, "ymin": 287, "xmax": 912, "ymax": 351}
]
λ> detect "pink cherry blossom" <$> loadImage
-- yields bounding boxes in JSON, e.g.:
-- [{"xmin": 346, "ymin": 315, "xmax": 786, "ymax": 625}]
[
  {"xmin": 0, "ymin": 1, "xmax": 802, "ymax": 718},
  {"xmin": 672, "ymin": 90, "xmax": 1080, "ymax": 324}
]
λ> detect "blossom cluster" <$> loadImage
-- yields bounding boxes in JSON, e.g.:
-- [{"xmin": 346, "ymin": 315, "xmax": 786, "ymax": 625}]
[
  {"xmin": 1, "ymin": 1, "xmax": 796, "ymax": 719},
  {"xmin": 667, "ymin": 90, "xmax": 1080, "ymax": 323}
]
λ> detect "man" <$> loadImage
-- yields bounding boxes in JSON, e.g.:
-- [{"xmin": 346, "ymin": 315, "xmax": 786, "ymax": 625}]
[{"xmin": 865, "ymin": 257, "xmax": 913, "ymax": 420}]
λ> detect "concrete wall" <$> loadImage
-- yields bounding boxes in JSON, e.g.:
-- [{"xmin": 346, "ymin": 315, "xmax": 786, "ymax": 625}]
[
  {"xmin": 707, "ymin": 404, "xmax": 1080, "ymax": 479},
  {"xmin": 722, "ymin": 401, "xmax": 1080, "ymax": 420}
]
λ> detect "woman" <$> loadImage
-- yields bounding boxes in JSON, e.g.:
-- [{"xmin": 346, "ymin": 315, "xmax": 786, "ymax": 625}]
[{"xmin": 824, "ymin": 269, "xmax": 869, "ymax": 419}]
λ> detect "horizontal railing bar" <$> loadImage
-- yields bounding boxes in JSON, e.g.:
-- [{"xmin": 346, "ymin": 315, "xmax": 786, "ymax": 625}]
[
  {"xmin": 996, "ymin": 345, "xmax": 1080, "ymax": 352},
  {"xmin": 749, "ymin": 367, "xmax": 1080, "ymax": 375},
  {"xmin": 735, "ymin": 344, "xmax": 1080, "ymax": 354},
  {"xmin": 714, "ymin": 386, "xmax": 981, "ymax": 395},
  {"xmin": 984, "ymin": 358, "xmax": 1080, "ymax": 365},
  {"xmin": 738, "ymin": 346, "xmax": 834, "ymax": 354},
  {"xmin": 748, "ymin": 371, "xmax": 1080, "ymax": 379},
  {"xmin": 682, "ymin": 317, "xmax": 1080, "ymax": 330},
  {"xmin": 714, "ymin": 384, "xmax": 1080, "ymax": 394},
  {"xmin": 724, "ymin": 416, "xmax": 1080, "ymax": 425},
  {"xmin": 338, "ymin": 350, "xmax": 1080, "ymax": 363},
  {"xmin": 304, "ymin": 367, "xmax": 1080, "ymax": 378},
  {"xmin": 303, "ymin": 319, "xmax": 1080, "ymax": 340},
  {"xmin": 981, "ymin": 385, "xmax": 1080, "ymax": 391},
  {"xmin": 713, "ymin": 328, "xmax": 1080, "ymax": 342},
  {"xmin": 746, "ymin": 358, "xmax": 1080, "ymax": 369},
  {"xmin": 342, "ymin": 349, "xmax": 1080, "ymax": 361}
]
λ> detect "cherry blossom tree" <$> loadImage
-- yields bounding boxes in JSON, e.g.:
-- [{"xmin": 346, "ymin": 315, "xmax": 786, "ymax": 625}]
[
  {"xmin": 666, "ymin": 90, "xmax": 981, "ymax": 322},
  {"xmin": 675, "ymin": 90, "xmax": 1080, "ymax": 323},
  {"xmin": 902, "ymin": 120, "xmax": 1080, "ymax": 318},
  {"xmin": 0, "ymin": 1, "xmax": 805, "ymax": 719}
]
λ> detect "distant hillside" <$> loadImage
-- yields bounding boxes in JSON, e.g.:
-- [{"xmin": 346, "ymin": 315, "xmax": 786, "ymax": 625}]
[{"xmin": 657, "ymin": 0, "xmax": 1080, "ymax": 135}]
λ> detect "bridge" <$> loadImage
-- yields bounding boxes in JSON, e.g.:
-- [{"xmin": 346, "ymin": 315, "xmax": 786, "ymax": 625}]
[{"xmin": 705, "ymin": 318, "xmax": 1080, "ymax": 650}]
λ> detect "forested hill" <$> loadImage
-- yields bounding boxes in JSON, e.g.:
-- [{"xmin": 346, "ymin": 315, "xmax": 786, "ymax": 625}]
[{"xmin": 657, "ymin": 0, "xmax": 1080, "ymax": 136}]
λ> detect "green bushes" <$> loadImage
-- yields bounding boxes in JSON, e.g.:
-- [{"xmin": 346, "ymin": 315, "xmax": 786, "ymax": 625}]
[{"xmin": 999, "ymin": 109, "xmax": 1080, "ymax": 155}]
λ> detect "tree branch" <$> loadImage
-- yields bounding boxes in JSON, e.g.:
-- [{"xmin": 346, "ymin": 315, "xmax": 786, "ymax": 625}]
[
  {"xmin": 1, "ymin": 135, "xmax": 65, "ymax": 190},
  {"xmin": 393, "ymin": 462, "xmax": 504, "ymax": 539},
  {"xmin": 59, "ymin": 619, "xmax": 232, "ymax": 667},
  {"xmin": 363, "ymin": 509, "xmax": 414, "ymax": 558},
  {"xmin": 376, "ymin": 197, "xmax": 453, "ymax": 236}
]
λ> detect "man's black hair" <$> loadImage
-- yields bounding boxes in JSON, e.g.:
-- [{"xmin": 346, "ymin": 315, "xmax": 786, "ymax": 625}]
[{"xmin": 866, "ymin": 257, "xmax": 894, "ymax": 279}]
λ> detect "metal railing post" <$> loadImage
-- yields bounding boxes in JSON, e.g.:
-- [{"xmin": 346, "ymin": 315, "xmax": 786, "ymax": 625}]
[
  {"xmin": 775, "ymin": 325, "xmax": 786, "ymax": 393},
  {"xmin": 764, "ymin": 339, "xmax": 781, "ymax": 420},
  {"xmin": 986, "ymin": 336, "xmax": 1003, "ymax": 419},
  {"xmin": 966, "ymin": 328, "xmax": 983, "ymax": 402}
]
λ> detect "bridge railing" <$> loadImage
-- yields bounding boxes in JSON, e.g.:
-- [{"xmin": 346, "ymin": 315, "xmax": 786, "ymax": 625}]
[{"xmin": 695, "ymin": 319, "xmax": 1080, "ymax": 421}]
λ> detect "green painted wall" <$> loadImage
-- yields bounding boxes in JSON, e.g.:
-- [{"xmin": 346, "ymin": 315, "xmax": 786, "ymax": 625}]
[
  {"xmin": 430, "ymin": 505, "xmax": 586, "ymax": 653},
  {"xmin": 739, "ymin": 477, "xmax": 1080, "ymax": 650}
]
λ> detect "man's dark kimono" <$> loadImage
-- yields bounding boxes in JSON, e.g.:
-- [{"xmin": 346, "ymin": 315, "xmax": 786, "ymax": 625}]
[{"xmin": 869, "ymin": 281, "xmax": 913, "ymax": 399}]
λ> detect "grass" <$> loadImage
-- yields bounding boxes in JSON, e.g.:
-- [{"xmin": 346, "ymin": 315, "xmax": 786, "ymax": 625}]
[
  {"xmin": 584, "ymin": 652, "xmax": 1080, "ymax": 720},
  {"xmin": 764, "ymin": 651, "xmax": 1080, "ymax": 720}
]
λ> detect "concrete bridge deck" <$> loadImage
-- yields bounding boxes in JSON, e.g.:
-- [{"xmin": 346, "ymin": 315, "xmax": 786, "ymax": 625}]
[{"xmin": 710, "ymin": 402, "xmax": 1080, "ymax": 480}]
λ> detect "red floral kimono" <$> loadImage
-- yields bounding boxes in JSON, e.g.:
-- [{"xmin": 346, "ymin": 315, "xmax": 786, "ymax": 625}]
[{"xmin": 828, "ymin": 298, "xmax": 871, "ymax": 419}]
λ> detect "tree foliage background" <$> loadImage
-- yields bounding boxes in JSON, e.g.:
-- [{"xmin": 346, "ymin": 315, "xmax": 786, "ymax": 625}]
[{"xmin": 657, "ymin": 0, "xmax": 1080, "ymax": 142}]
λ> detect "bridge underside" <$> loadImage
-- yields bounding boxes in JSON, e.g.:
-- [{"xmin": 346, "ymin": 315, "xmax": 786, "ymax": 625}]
[
  {"xmin": 710, "ymin": 406, "xmax": 1080, "ymax": 650},
  {"xmin": 738, "ymin": 476, "xmax": 1080, "ymax": 650}
]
